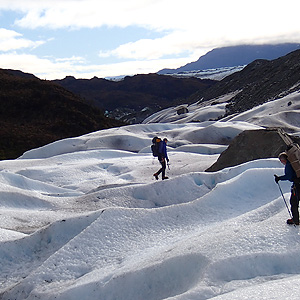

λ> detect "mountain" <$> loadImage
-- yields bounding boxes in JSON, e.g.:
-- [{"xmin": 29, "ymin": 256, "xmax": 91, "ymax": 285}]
[
  {"xmin": 145, "ymin": 49, "xmax": 300, "ymax": 132},
  {"xmin": 200, "ymin": 48, "xmax": 300, "ymax": 115},
  {"xmin": 53, "ymin": 74, "xmax": 216, "ymax": 123},
  {"xmin": 158, "ymin": 43, "xmax": 300, "ymax": 74},
  {"xmin": 0, "ymin": 69, "xmax": 123, "ymax": 160},
  {"xmin": 54, "ymin": 47, "xmax": 300, "ymax": 125},
  {"xmin": 2, "ymin": 47, "xmax": 300, "ymax": 161}
]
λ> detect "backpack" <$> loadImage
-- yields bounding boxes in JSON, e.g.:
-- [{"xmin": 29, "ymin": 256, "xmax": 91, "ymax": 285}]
[
  {"xmin": 151, "ymin": 137, "xmax": 162, "ymax": 157},
  {"xmin": 278, "ymin": 128, "xmax": 300, "ymax": 178}
]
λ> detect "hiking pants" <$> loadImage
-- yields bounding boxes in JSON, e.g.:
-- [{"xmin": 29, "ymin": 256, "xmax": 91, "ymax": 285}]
[
  {"xmin": 156, "ymin": 157, "xmax": 166, "ymax": 179},
  {"xmin": 290, "ymin": 182, "xmax": 300, "ymax": 223}
]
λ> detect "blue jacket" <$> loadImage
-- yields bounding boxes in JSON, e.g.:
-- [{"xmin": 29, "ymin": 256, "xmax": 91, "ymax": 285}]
[
  {"xmin": 279, "ymin": 160, "xmax": 296, "ymax": 182},
  {"xmin": 158, "ymin": 141, "xmax": 168, "ymax": 161}
]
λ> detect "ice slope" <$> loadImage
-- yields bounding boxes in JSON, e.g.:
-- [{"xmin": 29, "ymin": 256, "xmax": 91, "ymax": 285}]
[
  {"xmin": 143, "ymin": 90, "xmax": 300, "ymax": 134},
  {"xmin": 227, "ymin": 91, "xmax": 300, "ymax": 133},
  {"xmin": 142, "ymin": 92, "xmax": 239, "ymax": 125},
  {"xmin": 0, "ymin": 121, "xmax": 260, "ymax": 233},
  {"xmin": 0, "ymin": 92, "xmax": 300, "ymax": 299},
  {"xmin": 0, "ymin": 158, "xmax": 297, "ymax": 300},
  {"xmin": 164, "ymin": 66, "xmax": 245, "ymax": 81}
]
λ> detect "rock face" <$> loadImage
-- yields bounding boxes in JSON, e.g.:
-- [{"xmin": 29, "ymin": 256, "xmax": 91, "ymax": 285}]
[{"xmin": 206, "ymin": 129, "xmax": 300, "ymax": 172}]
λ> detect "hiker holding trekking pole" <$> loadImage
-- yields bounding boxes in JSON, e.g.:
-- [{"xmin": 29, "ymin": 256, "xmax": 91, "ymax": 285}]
[{"xmin": 275, "ymin": 152, "xmax": 300, "ymax": 225}]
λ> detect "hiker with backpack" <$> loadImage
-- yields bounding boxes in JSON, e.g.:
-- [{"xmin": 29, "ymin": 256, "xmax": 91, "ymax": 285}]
[
  {"xmin": 152, "ymin": 137, "xmax": 169, "ymax": 180},
  {"xmin": 275, "ymin": 152, "xmax": 300, "ymax": 225}
]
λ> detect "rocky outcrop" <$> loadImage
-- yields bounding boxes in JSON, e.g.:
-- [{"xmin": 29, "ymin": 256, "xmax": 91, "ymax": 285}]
[
  {"xmin": 177, "ymin": 106, "xmax": 189, "ymax": 115},
  {"xmin": 206, "ymin": 129, "xmax": 300, "ymax": 172}
]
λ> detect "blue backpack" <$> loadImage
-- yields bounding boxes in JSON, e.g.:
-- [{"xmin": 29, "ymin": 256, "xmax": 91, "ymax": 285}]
[{"xmin": 151, "ymin": 137, "xmax": 161, "ymax": 157}]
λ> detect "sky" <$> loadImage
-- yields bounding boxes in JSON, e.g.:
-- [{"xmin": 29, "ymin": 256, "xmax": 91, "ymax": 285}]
[{"xmin": 0, "ymin": 0, "xmax": 300, "ymax": 80}]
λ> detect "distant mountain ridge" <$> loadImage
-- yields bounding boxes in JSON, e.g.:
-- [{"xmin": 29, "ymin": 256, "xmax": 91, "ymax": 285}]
[
  {"xmin": 158, "ymin": 43, "xmax": 300, "ymax": 74},
  {"xmin": 2, "ymin": 46, "xmax": 300, "ymax": 160},
  {"xmin": 53, "ymin": 44, "xmax": 300, "ymax": 124},
  {"xmin": 0, "ymin": 69, "xmax": 123, "ymax": 159},
  {"xmin": 53, "ymin": 74, "xmax": 215, "ymax": 123},
  {"xmin": 145, "ymin": 48, "xmax": 300, "ymax": 129}
]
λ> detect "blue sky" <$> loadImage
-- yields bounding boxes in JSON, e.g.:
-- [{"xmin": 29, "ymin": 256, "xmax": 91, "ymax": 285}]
[{"xmin": 0, "ymin": 0, "xmax": 300, "ymax": 79}]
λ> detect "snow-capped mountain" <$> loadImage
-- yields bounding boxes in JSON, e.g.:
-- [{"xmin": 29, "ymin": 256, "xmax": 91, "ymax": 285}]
[
  {"xmin": 158, "ymin": 43, "xmax": 300, "ymax": 74},
  {"xmin": 1, "ymin": 80, "xmax": 300, "ymax": 299},
  {"xmin": 161, "ymin": 65, "xmax": 245, "ymax": 81}
]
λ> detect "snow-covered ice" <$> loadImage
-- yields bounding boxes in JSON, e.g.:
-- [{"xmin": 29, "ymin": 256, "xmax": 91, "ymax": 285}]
[{"xmin": 1, "ymin": 91, "xmax": 300, "ymax": 299}]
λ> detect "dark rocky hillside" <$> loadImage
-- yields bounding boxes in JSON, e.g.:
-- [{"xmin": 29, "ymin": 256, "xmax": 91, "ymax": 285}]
[
  {"xmin": 0, "ymin": 69, "xmax": 123, "ymax": 160},
  {"xmin": 54, "ymin": 73, "xmax": 216, "ymax": 123},
  {"xmin": 198, "ymin": 49, "xmax": 300, "ymax": 115}
]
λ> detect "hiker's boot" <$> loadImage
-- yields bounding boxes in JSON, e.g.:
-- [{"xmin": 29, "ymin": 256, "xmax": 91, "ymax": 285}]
[
  {"xmin": 287, "ymin": 218, "xmax": 299, "ymax": 225},
  {"xmin": 162, "ymin": 176, "xmax": 169, "ymax": 180},
  {"xmin": 153, "ymin": 173, "xmax": 159, "ymax": 180}
]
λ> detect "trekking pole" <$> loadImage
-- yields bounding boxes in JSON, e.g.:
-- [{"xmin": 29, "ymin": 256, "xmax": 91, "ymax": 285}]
[{"xmin": 277, "ymin": 181, "xmax": 293, "ymax": 220}]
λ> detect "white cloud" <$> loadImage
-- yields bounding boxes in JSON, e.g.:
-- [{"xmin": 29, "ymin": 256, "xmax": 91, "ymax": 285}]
[
  {"xmin": 0, "ymin": 52, "xmax": 88, "ymax": 79},
  {"xmin": 1, "ymin": 0, "xmax": 300, "ymax": 78},
  {"xmin": 99, "ymin": 32, "xmax": 212, "ymax": 61},
  {"xmin": 0, "ymin": 28, "xmax": 45, "ymax": 51},
  {"xmin": 90, "ymin": 56, "xmax": 200, "ymax": 77},
  {"xmin": 2, "ymin": 0, "xmax": 171, "ymax": 30},
  {"xmin": 0, "ymin": 51, "xmax": 198, "ymax": 79},
  {"xmin": 55, "ymin": 56, "xmax": 86, "ymax": 64},
  {"xmin": 2, "ymin": 0, "xmax": 300, "ymax": 36},
  {"xmin": 98, "ymin": 23, "xmax": 300, "ymax": 62},
  {"xmin": 4, "ymin": 0, "xmax": 298, "ymax": 60}
]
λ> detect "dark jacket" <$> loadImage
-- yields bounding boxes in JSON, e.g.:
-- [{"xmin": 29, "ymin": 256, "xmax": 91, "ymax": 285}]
[{"xmin": 279, "ymin": 160, "xmax": 297, "ymax": 182}]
